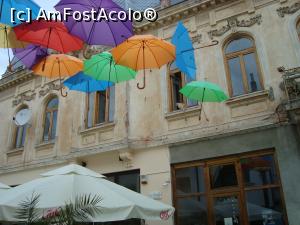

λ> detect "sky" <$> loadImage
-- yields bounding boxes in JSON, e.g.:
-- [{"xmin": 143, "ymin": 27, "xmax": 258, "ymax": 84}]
[{"xmin": 0, "ymin": 0, "xmax": 59, "ymax": 77}]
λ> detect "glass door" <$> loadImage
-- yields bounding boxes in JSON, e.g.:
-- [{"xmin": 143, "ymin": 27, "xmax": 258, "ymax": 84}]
[{"xmin": 212, "ymin": 193, "xmax": 242, "ymax": 225}]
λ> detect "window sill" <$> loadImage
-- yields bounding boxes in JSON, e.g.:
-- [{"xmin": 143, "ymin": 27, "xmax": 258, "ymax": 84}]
[
  {"xmin": 6, "ymin": 148, "xmax": 24, "ymax": 156},
  {"xmin": 165, "ymin": 105, "xmax": 201, "ymax": 121},
  {"xmin": 35, "ymin": 140, "xmax": 55, "ymax": 151},
  {"xmin": 80, "ymin": 122, "xmax": 115, "ymax": 135},
  {"xmin": 225, "ymin": 90, "xmax": 270, "ymax": 107}
]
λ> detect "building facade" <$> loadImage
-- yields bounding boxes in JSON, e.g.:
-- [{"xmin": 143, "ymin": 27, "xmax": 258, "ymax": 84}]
[{"xmin": 0, "ymin": 0, "xmax": 300, "ymax": 225}]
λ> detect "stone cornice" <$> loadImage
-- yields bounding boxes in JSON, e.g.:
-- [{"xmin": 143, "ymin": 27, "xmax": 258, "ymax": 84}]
[
  {"xmin": 0, "ymin": 69, "xmax": 34, "ymax": 92},
  {"xmin": 134, "ymin": 0, "xmax": 235, "ymax": 33}
]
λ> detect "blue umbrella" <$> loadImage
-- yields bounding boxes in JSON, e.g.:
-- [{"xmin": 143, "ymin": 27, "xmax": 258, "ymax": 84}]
[
  {"xmin": 63, "ymin": 72, "xmax": 113, "ymax": 93},
  {"xmin": 0, "ymin": 0, "xmax": 40, "ymax": 26},
  {"xmin": 171, "ymin": 21, "xmax": 196, "ymax": 80}
]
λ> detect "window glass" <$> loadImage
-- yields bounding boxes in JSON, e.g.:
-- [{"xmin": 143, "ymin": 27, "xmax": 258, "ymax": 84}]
[
  {"xmin": 87, "ymin": 92, "xmax": 95, "ymax": 128},
  {"xmin": 51, "ymin": 111, "xmax": 58, "ymax": 139},
  {"xmin": 210, "ymin": 164, "xmax": 238, "ymax": 189},
  {"xmin": 228, "ymin": 57, "xmax": 245, "ymax": 96},
  {"xmin": 171, "ymin": 71, "xmax": 183, "ymax": 110},
  {"xmin": 213, "ymin": 196, "xmax": 241, "ymax": 225},
  {"xmin": 106, "ymin": 170, "xmax": 140, "ymax": 193},
  {"xmin": 246, "ymin": 188, "xmax": 286, "ymax": 225},
  {"xmin": 47, "ymin": 98, "xmax": 59, "ymax": 109},
  {"xmin": 175, "ymin": 167, "xmax": 205, "ymax": 194},
  {"xmin": 177, "ymin": 197, "xmax": 208, "ymax": 225},
  {"xmin": 15, "ymin": 125, "xmax": 26, "ymax": 148},
  {"xmin": 241, "ymin": 155, "xmax": 278, "ymax": 186},
  {"xmin": 225, "ymin": 38, "xmax": 253, "ymax": 54},
  {"xmin": 244, "ymin": 53, "xmax": 262, "ymax": 93},
  {"xmin": 97, "ymin": 91, "xmax": 106, "ymax": 124},
  {"xmin": 43, "ymin": 112, "xmax": 51, "ymax": 141}
]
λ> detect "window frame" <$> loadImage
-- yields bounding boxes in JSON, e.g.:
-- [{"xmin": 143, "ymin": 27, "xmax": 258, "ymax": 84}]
[
  {"xmin": 42, "ymin": 96, "xmax": 59, "ymax": 142},
  {"xmin": 223, "ymin": 34, "xmax": 264, "ymax": 97},
  {"xmin": 167, "ymin": 63, "xmax": 198, "ymax": 112},
  {"xmin": 13, "ymin": 106, "xmax": 28, "ymax": 149},
  {"xmin": 85, "ymin": 88, "xmax": 112, "ymax": 128},
  {"xmin": 172, "ymin": 149, "xmax": 289, "ymax": 225}
]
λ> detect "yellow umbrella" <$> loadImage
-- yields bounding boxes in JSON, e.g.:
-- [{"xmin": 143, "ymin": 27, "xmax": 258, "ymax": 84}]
[
  {"xmin": 0, "ymin": 24, "xmax": 28, "ymax": 66},
  {"xmin": 112, "ymin": 35, "xmax": 175, "ymax": 89},
  {"xmin": 33, "ymin": 54, "xmax": 83, "ymax": 96}
]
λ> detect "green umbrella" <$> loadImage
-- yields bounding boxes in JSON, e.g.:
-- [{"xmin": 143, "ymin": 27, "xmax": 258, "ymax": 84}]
[
  {"xmin": 180, "ymin": 81, "xmax": 229, "ymax": 120},
  {"xmin": 84, "ymin": 51, "xmax": 137, "ymax": 83}
]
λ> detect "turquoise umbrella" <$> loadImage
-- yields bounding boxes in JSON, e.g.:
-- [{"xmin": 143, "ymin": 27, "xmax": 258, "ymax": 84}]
[{"xmin": 180, "ymin": 81, "xmax": 229, "ymax": 120}]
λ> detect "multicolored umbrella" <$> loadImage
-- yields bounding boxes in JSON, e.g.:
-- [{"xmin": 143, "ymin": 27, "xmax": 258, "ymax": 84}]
[
  {"xmin": 0, "ymin": 0, "xmax": 40, "ymax": 26},
  {"xmin": 64, "ymin": 72, "xmax": 113, "ymax": 93},
  {"xmin": 180, "ymin": 81, "xmax": 229, "ymax": 120},
  {"xmin": 112, "ymin": 35, "xmax": 176, "ymax": 89},
  {"xmin": 33, "ymin": 54, "xmax": 83, "ymax": 97},
  {"xmin": 55, "ymin": 0, "xmax": 133, "ymax": 46},
  {"xmin": 172, "ymin": 21, "xmax": 196, "ymax": 80},
  {"xmin": 13, "ymin": 20, "xmax": 83, "ymax": 53},
  {"xmin": 12, "ymin": 44, "xmax": 48, "ymax": 69},
  {"xmin": 84, "ymin": 51, "xmax": 137, "ymax": 83}
]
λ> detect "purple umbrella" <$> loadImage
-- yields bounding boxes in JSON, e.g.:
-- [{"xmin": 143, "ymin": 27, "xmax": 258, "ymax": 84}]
[
  {"xmin": 54, "ymin": 0, "xmax": 134, "ymax": 46},
  {"xmin": 12, "ymin": 44, "xmax": 48, "ymax": 69}
]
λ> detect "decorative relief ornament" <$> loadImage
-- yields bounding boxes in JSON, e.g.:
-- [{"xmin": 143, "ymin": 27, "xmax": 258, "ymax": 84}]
[
  {"xmin": 39, "ymin": 81, "xmax": 63, "ymax": 97},
  {"xmin": 12, "ymin": 91, "xmax": 36, "ymax": 106},
  {"xmin": 277, "ymin": 2, "xmax": 300, "ymax": 17},
  {"xmin": 208, "ymin": 14, "xmax": 262, "ymax": 39}
]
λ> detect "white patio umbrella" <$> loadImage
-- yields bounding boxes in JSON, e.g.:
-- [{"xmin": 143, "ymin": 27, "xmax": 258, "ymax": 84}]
[
  {"xmin": 0, "ymin": 182, "xmax": 10, "ymax": 196},
  {"xmin": 0, "ymin": 164, "xmax": 174, "ymax": 222}
]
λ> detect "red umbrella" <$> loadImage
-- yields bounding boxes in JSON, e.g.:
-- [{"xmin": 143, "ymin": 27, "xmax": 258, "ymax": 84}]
[{"xmin": 13, "ymin": 20, "xmax": 83, "ymax": 53}]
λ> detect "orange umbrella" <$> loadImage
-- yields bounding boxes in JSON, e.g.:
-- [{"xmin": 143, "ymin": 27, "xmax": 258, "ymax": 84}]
[
  {"xmin": 33, "ymin": 54, "xmax": 83, "ymax": 96},
  {"xmin": 112, "ymin": 35, "xmax": 175, "ymax": 89}
]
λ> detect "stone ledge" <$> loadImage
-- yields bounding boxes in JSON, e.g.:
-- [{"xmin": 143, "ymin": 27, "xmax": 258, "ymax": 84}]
[
  {"xmin": 79, "ymin": 122, "xmax": 115, "ymax": 135},
  {"xmin": 165, "ymin": 105, "xmax": 201, "ymax": 121},
  {"xmin": 6, "ymin": 148, "xmax": 24, "ymax": 157},
  {"xmin": 35, "ymin": 141, "xmax": 55, "ymax": 151},
  {"xmin": 225, "ymin": 90, "xmax": 270, "ymax": 107}
]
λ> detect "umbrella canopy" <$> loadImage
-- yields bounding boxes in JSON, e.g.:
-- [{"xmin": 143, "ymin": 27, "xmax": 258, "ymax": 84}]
[
  {"xmin": 12, "ymin": 44, "xmax": 48, "ymax": 69},
  {"xmin": 0, "ymin": 164, "xmax": 174, "ymax": 222},
  {"xmin": 171, "ymin": 21, "xmax": 196, "ymax": 80},
  {"xmin": 54, "ymin": 0, "xmax": 133, "ymax": 46},
  {"xmin": 180, "ymin": 81, "xmax": 228, "ymax": 102},
  {"xmin": 64, "ymin": 72, "xmax": 113, "ymax": 93},
  {"xmin": 180, "ymin": 81, "xmax": 228, "ymax": 120},
  {"xmin": 13, "ymin": 20, "xmax": 83, "ymax": 53},
  {"xmin": 0, "ymin": 0, "xmax": 40, "ymax": 26},
  {"xmin": 112, "ymin": 35, "xmax": 175, "ymax": 89},
  {"xmin": 0, "ymin": 24, "xmax": 28, "ymax": 48},
  {"xmin": 32, "ymin": 54, "xmax": 83, "ymax": 79},
  {"xmin": 84, "ymin": 51, "xmax": 137, "ymax": 83}
]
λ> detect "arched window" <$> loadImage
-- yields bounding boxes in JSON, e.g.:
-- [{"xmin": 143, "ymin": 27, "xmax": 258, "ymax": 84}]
[
  {"xmin": 224, "ymin": 35, "xmax": 263, "ymax": 97},
  {"xmin": 43, "ymin": 97, "xmax": 59, "ymax": 142},
  {"xmin": 14, "ymin": 106, "xmax": 28, "ymax": 149},
  {"xmin": 297, "ymin": 19, "xmax": 300, "ymax": 41}
]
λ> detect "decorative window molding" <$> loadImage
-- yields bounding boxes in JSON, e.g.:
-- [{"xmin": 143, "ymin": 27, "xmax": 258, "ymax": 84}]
[
  {"xmin": 208, "ymin": 15, "xmax": 262, "ymax": 39},
  {"xmin": 277, "ymin": 2, "xmax": 300, "ymax": 17},
  {"xmin": 39, "ymin": 81, "xmax": 63, "ymax": 97},
  {"xmin": 12, "ymin": 91, "xmax": 36, "ymax": 106}
]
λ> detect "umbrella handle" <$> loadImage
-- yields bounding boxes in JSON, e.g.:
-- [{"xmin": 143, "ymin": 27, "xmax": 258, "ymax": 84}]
[
  {"xmin": 59, "ymin": 73, "xmax": 68, "ymax": 97},
  {"xmin": 137, "ymin": 70, "xmax": 146, "ymax": 89}
]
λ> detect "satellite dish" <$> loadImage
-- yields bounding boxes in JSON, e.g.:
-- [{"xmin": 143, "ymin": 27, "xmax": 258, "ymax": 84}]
[{"xmin": 13, "ymin": 109, "xmax": 32, "ymax": 126}]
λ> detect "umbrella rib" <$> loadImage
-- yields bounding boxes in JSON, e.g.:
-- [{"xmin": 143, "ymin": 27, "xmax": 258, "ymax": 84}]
[
  {"xmin": 134, "ymin": 43, "xmax": 143, "ymax": 71},
  {"xmin": 61, "ymin": 59, "xmax": 72, "ymax": 76},
  {"xmin": 105, "ymin": 21, "xmax": 118, "ymax": 46},
  {"xmin": 144, "ymin": 41, "xmax": 160, "ymax": 68},
  {"xmin": 53, "ymin": 29, "xmax": 66, "ymax": 53},
  {"xmin": 149, "ymin": 39, "xmax": 175, "ymax": 59}
]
